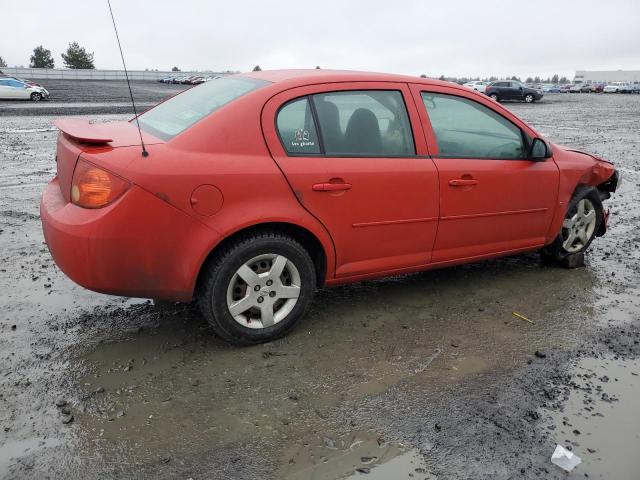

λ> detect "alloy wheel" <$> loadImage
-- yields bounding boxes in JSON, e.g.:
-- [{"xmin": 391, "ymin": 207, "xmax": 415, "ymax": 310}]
[
  {"xmin": 561, "ymin": 198, "xmax": 597, "ymax": 253},
  {"xmin": 226, "ymin": 254, "xmax": 301, "ymax": 329}
]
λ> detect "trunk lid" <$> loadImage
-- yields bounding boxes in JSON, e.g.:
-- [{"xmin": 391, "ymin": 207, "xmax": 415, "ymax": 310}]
[{"xmin": 53, "ymin": 119, "xmax": 164, "ymax": 202}]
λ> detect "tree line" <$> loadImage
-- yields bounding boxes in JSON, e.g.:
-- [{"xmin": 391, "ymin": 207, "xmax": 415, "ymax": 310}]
[
  {"xmin": 0, "ymin": 43, "xmax": 95, "ymax": 69},
  {"xmin": 423, "ymin": 74, "xmax": 571, "ymax": 84},
  {"xmin": 0, "ymin": 50, "xmax": 572, "ymax": 84}
]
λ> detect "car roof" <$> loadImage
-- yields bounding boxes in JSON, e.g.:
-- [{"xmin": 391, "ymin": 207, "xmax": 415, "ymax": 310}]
[{"xmin": 239, "ymin": 69, "xmax": 456, "ymax": 89}]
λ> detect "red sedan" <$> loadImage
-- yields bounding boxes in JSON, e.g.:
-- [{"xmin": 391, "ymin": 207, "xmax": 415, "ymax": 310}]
[{"xmin": 41, "ymin": 70, "xmax": 620, "ymax": 345}]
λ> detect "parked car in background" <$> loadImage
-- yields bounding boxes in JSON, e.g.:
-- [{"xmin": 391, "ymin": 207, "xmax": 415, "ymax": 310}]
[
  {"xmin": 569, "ymin": 84, "xmax": 583, "ymax": 93},
  {"xmin": 560, "ymin": 84, "xmax": 573, "ymax": 93},
  {"xmin": 0, "ymin": 77, "xmax": 49, "ymax": 101},
  {"xmin": 463, "ymin": 81, "xmax": 488, "ymax": 93},
  {"xmin": 603, "ymin": 83, "xmax": 632, "ymax": 93},
  {"xmin": 484, "ymin": 80, "xmax": 543, "ymax": 103},
  {"xmin": 541, "ymin": 84, "xmax": 561, "ymax": 93},
  {"xmin": 186, "ymin": 76, "xmax": 206, "ymax": 85},
  {"xmin": 41, "ymin": 70, "xmax": 619, "ymax": 345}
]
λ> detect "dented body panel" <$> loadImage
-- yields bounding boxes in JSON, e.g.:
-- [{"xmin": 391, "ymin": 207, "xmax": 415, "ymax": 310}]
[{"xmin": 544, "ymin": 144, "xmax": 617, "ymax": 243}]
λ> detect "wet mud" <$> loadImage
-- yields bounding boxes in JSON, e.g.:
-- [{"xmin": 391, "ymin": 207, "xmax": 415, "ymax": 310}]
[{"xmin": 1, "ymin": 89, "xmax": 639, "ymax": 479}]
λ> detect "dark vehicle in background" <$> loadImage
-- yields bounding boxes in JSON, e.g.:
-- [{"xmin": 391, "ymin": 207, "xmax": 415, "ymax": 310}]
[
  {"xmin": 484, "ymin": 80, "xmax": 543, "ymax": 103},
  {"xmin": 560, "ymin": 84, "xmax": 573, "ymax": 93}
]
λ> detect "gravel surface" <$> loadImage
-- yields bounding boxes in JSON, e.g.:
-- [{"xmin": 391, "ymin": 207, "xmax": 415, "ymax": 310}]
[{"xmin": 0, "ymin": 86, "xmax": 639, "ymax": 479}]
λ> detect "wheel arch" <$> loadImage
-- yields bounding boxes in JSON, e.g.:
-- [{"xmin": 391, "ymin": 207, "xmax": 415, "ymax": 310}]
[{"xmin": 194, "ymin": 221, "xmax": 330, "ymax": 296}]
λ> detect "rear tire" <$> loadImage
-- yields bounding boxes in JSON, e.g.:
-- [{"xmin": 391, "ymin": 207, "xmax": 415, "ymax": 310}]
[
  {"xmin": 198, "ymin": 232, "xmax": 316, "ymax": 346},
  {"xmin": 30, "ymin": 92, "xmax": 42, "ymax": 102},
  {"xmin": 540, "ymin": 185, "xmax": 603, "ymax": 265}
]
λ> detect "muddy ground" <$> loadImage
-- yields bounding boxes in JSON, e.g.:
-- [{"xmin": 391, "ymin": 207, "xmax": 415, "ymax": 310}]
[{"xmin": 1, "ymin": 85, "xmax": 639, "ymax": 479}]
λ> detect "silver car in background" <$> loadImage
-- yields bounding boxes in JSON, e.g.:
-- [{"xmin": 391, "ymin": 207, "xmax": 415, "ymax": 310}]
[{"xmin": 0, "ymin": 77, "xmax": 49, "ymax": 101}]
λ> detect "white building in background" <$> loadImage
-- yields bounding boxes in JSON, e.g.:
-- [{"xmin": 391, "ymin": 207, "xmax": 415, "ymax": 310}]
[{"xmin": 573, "ymin": 70, "xmax": 640, "ymax": 85}]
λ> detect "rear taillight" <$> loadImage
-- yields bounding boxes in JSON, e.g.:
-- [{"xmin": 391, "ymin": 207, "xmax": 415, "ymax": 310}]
[{"xmin": 71, "ymin": 159, "xmax": 130, "ymax": 208}]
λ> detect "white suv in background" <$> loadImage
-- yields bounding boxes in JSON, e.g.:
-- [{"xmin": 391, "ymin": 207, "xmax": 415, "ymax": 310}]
[
  {"xmin": 0, "ymin": 77, "xmax": 50, "ymax": 101},
  {"xmin": 603, "ymin": 82, "xmax": 631, "ymax": 93},
  {"xmin": 463, "ymin": 80, "xmax": 488, "ymax": 93}
]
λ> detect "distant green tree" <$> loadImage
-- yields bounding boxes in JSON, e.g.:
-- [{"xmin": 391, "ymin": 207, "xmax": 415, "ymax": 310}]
[
  {"xmin": 171, "ymin": 66, "xmax": 180, "ymax": 71},
  {"xmin": 419, "ymin": 74, "xmax": 427, "ymax": 78},
  {"xmin": 551, "ymin": 74, "xmax": 559, "ymax": 84},
  {"xmin": 61, "ymin": 42, "xmax": 94, "ymax": 69},
  {"xmin": 315, "ymin": 65, "xmax": 321, "ymax": 69},
  {"xmin": 30, "ymin": 46, "xmax": 55, "ymax": 68},
  {"xmin": 534, "ymin": 76, "xmax": 541, "ymax": 84},
  {"xmin": 252, "ymin": 65, "xmax": 262, "ymax": 71},
  {"xmin": 525, "ymin": 77, "xmax": 533, "ymax": 84},
  {"xmin": 0, "ymin": 56, "xmax": 7, "ymax": 68},
  {"xmin": 559, "ymin": 76, "xmax": 568, "ymax": 84}
]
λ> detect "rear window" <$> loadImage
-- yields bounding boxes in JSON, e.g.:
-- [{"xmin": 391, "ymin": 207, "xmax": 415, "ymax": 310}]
[{"xmin": 138, "ymin": 76, "xmax": 269, "ymax": 140}]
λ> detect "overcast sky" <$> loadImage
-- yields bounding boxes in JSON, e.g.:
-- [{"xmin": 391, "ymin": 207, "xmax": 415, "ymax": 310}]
[{"xmin": 2, "ymin": 0, "xmax": 639, "ymax": 79}]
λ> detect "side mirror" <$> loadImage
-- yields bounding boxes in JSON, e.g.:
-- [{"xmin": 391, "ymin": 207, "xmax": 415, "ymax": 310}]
[{"xmin": 529, "ymin": 138, "xmax": 551, "ymax": 161}]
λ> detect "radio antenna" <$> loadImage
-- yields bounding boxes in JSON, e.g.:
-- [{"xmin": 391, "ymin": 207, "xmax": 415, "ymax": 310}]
[{"xmin": 107, "ymin": 0, "xmax": 149, "ymax": 157}]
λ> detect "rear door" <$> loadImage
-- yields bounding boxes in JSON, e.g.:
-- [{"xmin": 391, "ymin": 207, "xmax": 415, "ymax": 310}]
[
  {"xmin": 410, "ymin": 84, "xmax": 559, "ymax": 262},
  {"xmin": 262, "ymin": 82, "xmax": 440, "ymax": 278}
]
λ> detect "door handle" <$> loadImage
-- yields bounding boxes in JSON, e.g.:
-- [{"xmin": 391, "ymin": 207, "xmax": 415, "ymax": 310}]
[
  {"xmin": 449, "ymin": 179, "xmax": 478, "ymax": 187},
  {"xmin": 312, "ymin": 182, "xmax": 352, "ymax": 192}
]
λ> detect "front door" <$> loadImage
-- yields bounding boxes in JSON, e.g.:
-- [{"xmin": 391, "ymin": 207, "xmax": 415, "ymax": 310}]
[
  {"xmin": 411, "ymin": 84, "xmax": 559, "ymax": 262},
  {"xmin": 262, "ymin": 82, "xmax": 440, "ymax": 278}
]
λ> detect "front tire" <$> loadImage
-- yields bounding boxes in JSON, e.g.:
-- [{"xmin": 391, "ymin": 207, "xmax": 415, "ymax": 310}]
[
  {"xmin": 198, "ymin": 232, "xmax": 316, "ymax": 346},
  {"xmin": 490, "ymin": 93, "xmax": 500, "ymax": 101},
  {"xmin": 30, "ymin": 92, "xmax": 42, "ymax": 102},
  {"xmin": 540, "ymin": 185, "xmax": 603, "ymax": 264},
  {"xmin": 524, "ymin": 94, "xmax": 535, "ymax": 103}
]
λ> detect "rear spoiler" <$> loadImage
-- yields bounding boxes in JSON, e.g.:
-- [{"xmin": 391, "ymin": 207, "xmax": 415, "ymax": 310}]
[{"xmin": 53, "ymin": 119, "xmax": 113, "ymax": 144}]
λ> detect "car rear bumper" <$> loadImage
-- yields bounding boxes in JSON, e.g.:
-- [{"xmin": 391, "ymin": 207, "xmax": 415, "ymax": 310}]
[{"xmin": 40, "ymin": 177, "xmax": 217, "ymax": 302}]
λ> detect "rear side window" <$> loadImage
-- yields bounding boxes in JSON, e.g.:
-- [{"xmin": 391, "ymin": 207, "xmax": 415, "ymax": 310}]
[
  {"xmin": 422, "ymin": 92, "xmax": 525, "ymax": 159},
  {"xmin": 312, "ymin": 90, "xmax": 414, "ymax": 156},
  {"xmin": 276, "ymin": 97, "xmax": 321, "ymax": 154},
  {"xmin": 138, "ymin": 76, "xmax": 269, "ymax": 140}
]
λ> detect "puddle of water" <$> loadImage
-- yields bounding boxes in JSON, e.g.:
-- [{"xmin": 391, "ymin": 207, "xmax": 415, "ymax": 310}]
[
  {"xmin": 546, "ymin": 356, "xmax": 640, "ymax": 479},
  {"xmin": 279, "ymin": 430, "xmax": 434, "ymax": 480}
]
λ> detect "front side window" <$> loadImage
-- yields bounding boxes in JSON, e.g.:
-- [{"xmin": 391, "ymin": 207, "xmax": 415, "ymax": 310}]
[
  {"xmin": 138, "ymin": 76, "xmax": 269, "ymax": 140},
  {"xmin": 312, "ymin": 90, "xmax": 414, "ymax": 156},
  {"xmin": 276, "ymin": 97, "xmax": 320, "ymax": 155},
  {"xmin": 422, "ymin": 92, "xmax": 525, "ymax": 159}
]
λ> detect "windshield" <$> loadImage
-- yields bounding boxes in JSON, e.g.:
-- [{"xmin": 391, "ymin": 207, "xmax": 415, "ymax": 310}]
[{"xmin": 138, "ymin": 76, "xmax": 269, "ymax": 140}]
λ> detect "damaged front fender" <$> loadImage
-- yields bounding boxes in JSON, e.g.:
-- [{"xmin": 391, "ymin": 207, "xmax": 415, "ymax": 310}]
[{"xmin": 545, "ymin": 145, "xmax": 619, "ymax": 244}]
